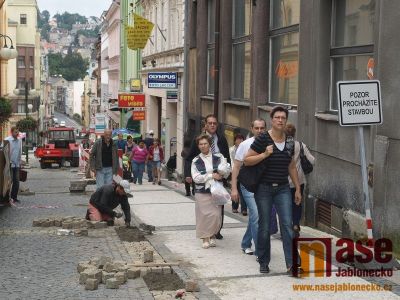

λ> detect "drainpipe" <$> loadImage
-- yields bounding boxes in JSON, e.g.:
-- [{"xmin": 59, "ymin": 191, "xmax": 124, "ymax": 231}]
[
  {"xmin": 183, "ymin": 0, "xmax": 189, "ymax": 133},
  {"xmin": 213, "ymin": 0, "xmax": 220, "ymax": 117}
]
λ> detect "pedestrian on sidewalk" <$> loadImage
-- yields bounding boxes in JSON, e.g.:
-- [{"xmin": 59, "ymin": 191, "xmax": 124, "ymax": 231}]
[
  {"xmin": 191, "ymin": 134, "xmax": 231, "ymax": 249},
  {"xmin": 285, "ymin": 123, "xmax": 315, "ymax": 237},
  {"xmin": 229, "ymin": 133, "xmax": 247, "ymax": 215},
  {"xmin": 125, "ymin": 135, "xmax": 136, "ymax": 156},
  {"xmin": 116, "ymin": 133, "xmax": 127, "ymax": 152},
  {"xmin": 148, "ymin": 138, "xmax": 164, "ymax": 185},
  {"xmin": 87, "ymin": 180, "xmax": 132, "ymax": 227},
  {"xmin": 89, "ymin": 129, "xmax": 119, "ymax": 189},
  {"xmin": 4, "ymin": 127, "xmax": 23, "ymax": 205},
  {"xmin": 231, "ymin": 119, "xmax": 266, "ymax": 256},
  {"xmin": 130, "ymin": 140, "xmax": 148, "ymax": 185},
  {"xmin": 185, "ymin": 114, "xmax": 231, "ymax": 240},
  {"xmin": 244, "ymin": 106, "xmax": 302, "ymax": 275},
  {"xmin": 144, "ymin": 130, "xmax": 155, "ymax": 182}
]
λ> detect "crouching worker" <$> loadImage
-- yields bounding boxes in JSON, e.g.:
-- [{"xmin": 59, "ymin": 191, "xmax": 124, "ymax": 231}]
[{"xmin": 87, "ymin": 180, "xmax": 132, "ymax": 227}]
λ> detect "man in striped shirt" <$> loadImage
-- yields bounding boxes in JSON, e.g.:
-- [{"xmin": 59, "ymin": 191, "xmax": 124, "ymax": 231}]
[{"xmin": 244, "ymin": 106, "xmax": 302, "ymax": 275}]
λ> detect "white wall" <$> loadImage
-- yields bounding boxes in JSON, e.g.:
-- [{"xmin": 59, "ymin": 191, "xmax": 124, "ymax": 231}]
[{"xmin": 73, "ymin": 81, "xmax": 85, "ymax": 116}]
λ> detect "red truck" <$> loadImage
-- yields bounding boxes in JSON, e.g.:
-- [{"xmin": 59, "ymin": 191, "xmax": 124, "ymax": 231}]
[{"xmin": 34, "ymin": 126, "xmax": 80, "ymax": 169}]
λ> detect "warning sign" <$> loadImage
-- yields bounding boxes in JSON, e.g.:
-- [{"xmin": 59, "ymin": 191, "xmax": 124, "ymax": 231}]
[{"xmin": 337, "ymin": 80, "xmax": 382, "ymax": 126}]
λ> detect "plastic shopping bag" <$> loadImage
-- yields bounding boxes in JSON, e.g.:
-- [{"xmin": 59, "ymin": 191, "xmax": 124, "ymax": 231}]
[{"xmin": 210, "ymin": 181, "xmax": 231, "ymax": 206}]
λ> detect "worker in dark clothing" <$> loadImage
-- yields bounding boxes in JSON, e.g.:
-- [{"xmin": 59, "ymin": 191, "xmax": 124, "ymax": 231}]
[
  {"xmin": 184, "ymin": 114, "xmax": 231, "ymax": 239},
  {"xmin": 87, "ymin": 180, "xmax": 132, "ymax": 227}
]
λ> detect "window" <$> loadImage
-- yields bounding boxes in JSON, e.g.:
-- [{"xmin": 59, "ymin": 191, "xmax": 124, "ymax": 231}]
[
  {"xmin": 20, "ymin": 14, "xmax": 27, "ymax": 25},
  {"xmin": 17, "ymin": 56, "xmax": 25, "ymax": 68},
  {"xmin": 207, "ymin": 0, "xmax": 215, "ymax": 95},
  {"xmin": 30, "ymin": 56, "xmax": 34, "ymax": 68},
  {"xmin": 17, "ymin": 100, "xmax": 25, "ymax": 113},
  {"xmin": 269, "ymin": 0, "xmax": 300, "ymax": 105},
  {"xmin": 330, "ymin": 0, "xmax": 375, "ymax": 110},
  {"xmin": 17, "ymin": 79, "xmax": 25, "ymax": 89},
  {"xmin": 232, "ymin": 0, "xmax": 252, "ymax": 100}
]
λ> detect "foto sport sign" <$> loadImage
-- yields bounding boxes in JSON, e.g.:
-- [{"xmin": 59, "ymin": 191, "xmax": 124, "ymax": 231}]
[
  {"xmin": 118, "ymin": 93, "xmax": 145, "ymax": 109},
  {"xmin": 337, "ymin": 80, "xmax": 382, "ymax": 126},
  {"xmin": 148, "ymin": 72, "xmax": 177, "ymax": 88}
]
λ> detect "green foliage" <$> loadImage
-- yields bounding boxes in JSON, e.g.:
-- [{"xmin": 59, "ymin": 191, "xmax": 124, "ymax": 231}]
[
  {"xmin": 16, "ymin": 117, "xmax": 37, "ymax": 132},
  {"xmin": 48, "ymin": 53, "xmax": 63, "ymax": 76},
  {"xmin": 47, "ymin": 52, "xmax": 89, "ymax": 81},
  {"xmin": 0, "ymin": 97, "xmax": 12, "ymax": 125},
  {"xmin": 54, "ymin": 12, "xmax": 87, "ymax": 31},
  {"xmin": 76, "ymin": 26, "xmax": 99, "ymax": 38},
  {"xmin": 37, "ymin": 10, "xmax": 50, "ymax": 28},
  {"xmin": 40, "ymin": 23, "xmax": 51, "ymax": 41}
]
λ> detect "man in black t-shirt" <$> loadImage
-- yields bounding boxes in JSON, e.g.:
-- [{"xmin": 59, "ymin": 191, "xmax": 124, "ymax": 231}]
[{"xmin": 244, "ymin": 106, "xmax": 302, "ymax": 276}]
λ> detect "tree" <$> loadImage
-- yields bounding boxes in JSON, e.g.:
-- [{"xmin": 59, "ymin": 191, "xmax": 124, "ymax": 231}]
[
  {"xmin": 48, "ymin": 53, "xmax": 63, "ymax": 76},
  {"xmin": 47, "ymin": 51, "xmax": 89, "ymax": 81},
  {"xmin": 16, "ymin": 117, "xmax": 37, "ymax": 132},
  {"xmin": 0, "ymin": 97, "xmax": 12, "ymax": 126},
  {"xmin": 54, "ymin": 12, "xmax": 87, "ymax": 31}
]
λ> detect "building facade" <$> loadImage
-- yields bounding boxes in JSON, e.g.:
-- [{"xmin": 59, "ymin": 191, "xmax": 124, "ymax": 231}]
[
  {"xmin": 141, "ymin": 0, "xmax": 185, "ymax": 169},
  {"xmin": 188, "ymin": 0, "xmax": 399, "ymax": 254},
  {"xmin": 5, "ymin": 0, "xmax": 41, "ymax": 146}
]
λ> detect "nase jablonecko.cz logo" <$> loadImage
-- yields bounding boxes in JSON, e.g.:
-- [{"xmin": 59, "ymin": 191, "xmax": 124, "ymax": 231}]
[{"xmin": 293, "ymin": 238, "xmax": 393, "ymax": 277}]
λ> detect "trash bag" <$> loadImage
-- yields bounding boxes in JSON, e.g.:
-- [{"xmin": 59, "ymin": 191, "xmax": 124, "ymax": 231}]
[{"xmin": 210, "ymin": 181, "xmax": 231, "ymax": 206}]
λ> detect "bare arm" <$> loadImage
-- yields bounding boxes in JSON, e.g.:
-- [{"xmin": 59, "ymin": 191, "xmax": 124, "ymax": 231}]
[
  {"xmin": 243, "ymin": 146, "xmax": 273, "ymax": 166},
  {"xmin": 230, "ymin": 159, "xmax": 242, "ymax": 202},
  {"xmin": 288, "ymin": 159, "xmax": 302, "ymax": 204}
]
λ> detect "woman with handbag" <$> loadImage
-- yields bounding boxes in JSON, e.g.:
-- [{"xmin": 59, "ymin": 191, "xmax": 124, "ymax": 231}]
[
  {"xmin": 285, "ymin": 124, "xmax": 315, "ymax": 237},
  {"xmin": 191, "ymin": 134, "xmax": 231, "ymax": 249}
]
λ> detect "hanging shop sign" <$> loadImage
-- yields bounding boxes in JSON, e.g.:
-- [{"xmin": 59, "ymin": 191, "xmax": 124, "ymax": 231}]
[
  {"xmin": 118, "ymin": 93, "xmax": 145, "ymax": 109},
  {"xmin": 166, "ymin": 90, "xmax": 178, "ymax": 102},
  {"xmin": 132, "ymin": 111, "xmax": 146, "ymax": 121},
  {"xmin": 126, "ymin": 14, "xmax": 154, "ymax": 50},
  {"xmin": 95, "ymin": 113, "xmax": 106, "ymax": 134},
  {"xmin": 130, "ymin": 78, "xmax": 141, "ymax": 93},
  {"xmin": 148, "ymin": 72, "xmax": 177, "ymax": 88}
]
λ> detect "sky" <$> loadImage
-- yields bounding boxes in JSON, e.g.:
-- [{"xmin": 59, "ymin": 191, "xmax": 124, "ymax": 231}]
[{"xmin": 36, "ymin": 0, "xmax": 111, "ymax": 18}]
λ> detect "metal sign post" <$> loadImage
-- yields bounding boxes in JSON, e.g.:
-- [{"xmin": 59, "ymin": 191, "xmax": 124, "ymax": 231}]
[{"xmin": 337, "ymin": 80, "xmax": 382, "ymax": 245}]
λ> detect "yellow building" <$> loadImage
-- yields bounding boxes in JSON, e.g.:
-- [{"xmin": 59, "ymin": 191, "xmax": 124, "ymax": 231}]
[{"xmin": 4, "ymin": 0, "xmax": 41, "ymax": 145}]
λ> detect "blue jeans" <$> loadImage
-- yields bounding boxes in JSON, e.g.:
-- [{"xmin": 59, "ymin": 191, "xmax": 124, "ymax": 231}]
[
  {"xmin": 96, "ymin": 167, "xmax": 113, "ymax": 189},
  {"xmin": 10, "ymin": 167, "xmax": 20, "ymax": 200},
  {"xmin": 146, "ymin": 161, "xmax": 153, "ymax": 181},
  {"xmin": 255, "ymin": 183, "xmax": 299, "ymax": 269},
  {"xmin": 132, "ymin": 161, "xmax": 145, "ymax": 184},
  {"xmin": 240, "ymin": 184, "xmax": 258, "ymax": 255}
]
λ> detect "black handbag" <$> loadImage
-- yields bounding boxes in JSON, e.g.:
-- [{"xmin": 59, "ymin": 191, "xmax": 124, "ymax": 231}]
[
  {"xmin": 237, "ymin": 160, "xmax": 267, "ymax": 193},
  {"xmin": 299, "ymin": 142, "xmax": 313, "ymax": 175}
]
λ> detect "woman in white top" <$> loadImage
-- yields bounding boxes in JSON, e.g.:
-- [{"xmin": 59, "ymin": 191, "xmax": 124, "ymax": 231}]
[
  {"xmin": 285, "ymin": 123, "xmax": 315, "ymax": 237},
  {"xmin": 191, "ymin": 134, "xmax": 231, "ymax": 249}
]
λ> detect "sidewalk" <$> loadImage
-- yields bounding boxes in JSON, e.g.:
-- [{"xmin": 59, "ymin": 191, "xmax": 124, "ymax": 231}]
[{"xmin": 128, "ymin": 178, "xmax": 400, "ymax": 300}]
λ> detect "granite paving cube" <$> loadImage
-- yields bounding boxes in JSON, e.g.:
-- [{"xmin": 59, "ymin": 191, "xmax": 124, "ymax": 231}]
[
  {"xmin": 127, "ymin": 267, "xmax": 140, "ymax": 279},
  {"xmin": 114, "ymin": 272, "xmax": 126, "ymax": 285},
  {"xmin": 77, "ymin": 262, "xmax": 90, "ymax": 273},
  {"xmin": 103, "ymin": 262, "xmax": 116, "ymax": 273},
  {"xmin": 143, "ymin": 250, "xmax": 154, "ymax": 263},
  {"xmin": 98, "ymin": 256, "xmax": 112, "ymax": 268},
  {"xmin": 85, "ymin": 278, "xmax": 98, "ymax": 290},
  {"xmin": 105, "ymin": 278, "xmax": 119, "ymax": 289},
  {"xmin": 102, "ymin": 271, "xmax": 114, "ymax": 283},
  {"xmin": 32, "ymin": 219, "xmax": 41, "ymax": 227}
]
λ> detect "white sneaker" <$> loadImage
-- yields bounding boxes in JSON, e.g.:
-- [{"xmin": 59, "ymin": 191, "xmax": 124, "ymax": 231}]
[
  {"xmin": 242, "ymin": 248, "xmax": 254, "ymax": 255},
  {"xmin": 209, "ymin": 238, "xmax": 216, "ymax": 247}
]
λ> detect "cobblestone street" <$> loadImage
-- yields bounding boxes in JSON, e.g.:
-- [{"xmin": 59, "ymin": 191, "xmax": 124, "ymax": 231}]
[{"xmin": 0, "ymin": 159, "xmax": 153, "ymax": 300}]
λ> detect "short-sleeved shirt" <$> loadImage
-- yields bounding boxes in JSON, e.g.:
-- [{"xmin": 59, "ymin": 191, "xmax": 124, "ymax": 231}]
[
  {"xmin": 234, "ymin": 137, "xmax": 255, "ymax": 162},
  {"xmin": 250, "ymin": 132, "xmax": 294, "ymax": 184},
  {"xmin": 117, "ymin": 139, "xmax": 127, "ymax": 151}
]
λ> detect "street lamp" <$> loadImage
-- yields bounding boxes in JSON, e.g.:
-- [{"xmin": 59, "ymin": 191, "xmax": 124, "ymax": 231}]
[{"xmin": 0, "ymin": 34, "xmax": 18, "ymax": 60}]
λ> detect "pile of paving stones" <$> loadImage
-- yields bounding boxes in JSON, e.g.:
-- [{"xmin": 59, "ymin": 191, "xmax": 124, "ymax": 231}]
[
  {"xmin": 78, "ymin": 254, "xmax": 173, "ymax": 291},
  {"xmin": 32, "ymin": 216, "xmax": 108, "ymax": 236}
]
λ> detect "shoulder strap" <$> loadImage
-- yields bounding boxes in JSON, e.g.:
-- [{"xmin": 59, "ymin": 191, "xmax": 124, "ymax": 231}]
[{"xmin": 299, "ymin": 142, "xmax": 305, "ymax": 156}]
